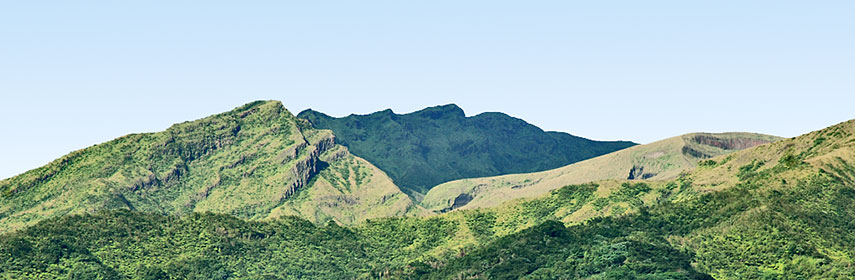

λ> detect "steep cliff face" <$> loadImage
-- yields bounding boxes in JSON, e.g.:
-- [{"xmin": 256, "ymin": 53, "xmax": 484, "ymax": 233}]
[
  {"xmin": 276, "ymin": 130, "xmax": 335, "ymax": 202},
  {"xmin": 681, "ymin": 133, "xmax": 779, "ymax": 159},
  {"xmin": 0, "ymin": 101, "xmax": 417, "ymax": 232},
  {"xmin": 690, "ymin": 134, "xmax": 773, "ymax": 150}
]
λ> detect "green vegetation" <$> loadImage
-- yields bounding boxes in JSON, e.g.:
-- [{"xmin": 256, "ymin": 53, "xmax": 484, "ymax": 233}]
[
  {"xmin": 0, "ymin": 101, "xmax": 418, "ymax": 233},
  {"xmin": 298, "ymin": 105, "xmax": 636, "ymax": 197},
  {"xmin": 0, "ymin": 208, "xmax": 712, "ymax": 279},
  {"xmin": 737, "ymin": 160, "xmax": 766, "ymax": 181},
  {"xmin": 0, "ymin": 211, "xmax": 377, "ymax": 279},
  {"xmin": 1, "ymin": 99, "xmax": 853, "ymax": 279},
  {"xmin": 6, "ymin": 144, "xmax": 854, "ymax": 279},
  {"xmin": 698, "ymin": 159, "xmax": 718, "ymax": 167}
]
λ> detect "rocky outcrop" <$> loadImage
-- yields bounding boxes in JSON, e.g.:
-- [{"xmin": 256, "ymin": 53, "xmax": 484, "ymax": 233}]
[
  {"xmin": 690, "ymin": 134, "xmax": 776, "ymax": 151},
  {"xmin": 627, "ymin": 165, "xmax": 657, "ymax": 180},
  {"xmin": 438, "ymin": 193, "xmax": 474, "ymax": 213},
  {"xmin": 277, "ymin": 130, "xmax": 337, "ymax": 202},
  {"xmin": 320, "ymin": 146, "xmax": 350, "ymax": 162},
  {"xmin": 278, "ymin": 142, "xmax": 308, "ymax": 164},
  {"xmin": 309, "ymin": 132, "xmax": 336, "ymax": 154},
  {"xmin": 681, "ymin": 134, "xmax": 778, "ymax": 159},
  {"xmin": 318, "ymin": 195, "xmax": 359, "ymax": 207},
  {"xmin": 682, "ymin": 145, "xmax": 713, "ymax": 159}
]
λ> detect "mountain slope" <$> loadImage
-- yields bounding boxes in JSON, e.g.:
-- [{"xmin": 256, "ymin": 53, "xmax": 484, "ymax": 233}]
[
  {"xmin": 417, "ymin": 119, "xmax": 855, "ymax": 278},
  {"xmin": 0, "ymin": 101, "xmax": 419, "ymax": 233},
  {"xmin": 297, "ymin": 105, "xmax": 636, "ymax": 197},
  {"xmin": 270, "ymin": 145, "xmax": 428, "ymax": 224},
  {"xmin": 2, "ymin": 118, "xmax": 854, "ymax": 279},
  {"xmin": 422, "ymin": 132, "xmax": 781, "ymax": 212}
]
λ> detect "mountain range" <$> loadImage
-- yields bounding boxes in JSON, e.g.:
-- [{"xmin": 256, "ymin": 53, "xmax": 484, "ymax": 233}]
[
  {"xmin": 1, "ymin": 100, "xmax": 854, "ymax": 279},
  {"xmin": 298, "ymin": 105, "xmax": 636, "ymax": 197}
]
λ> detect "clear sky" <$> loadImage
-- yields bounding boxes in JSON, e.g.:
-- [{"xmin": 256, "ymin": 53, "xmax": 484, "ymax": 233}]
[{"xmin": 1, "ymin": 1, "xmax": 853, "ymax": 179}]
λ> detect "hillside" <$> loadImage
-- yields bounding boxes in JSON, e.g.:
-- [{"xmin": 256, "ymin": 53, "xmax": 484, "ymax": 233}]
[
  {"xmin": 3, "ymin": 118, "xmax": 854, "ymax": 279},
  {"xmin": 412, "ymin": 119, "xmax": 855, "ymax": 278},
  {"xmin": 297, "ymin": 105, "xmax": 636, "ymax": 197},
  {"xmin": 422, "ymin": 132, "xmax": 781, "ymax": 212},
  {"xmin": 0, "ymin": 101, "xmax": 421, "ymax": 233}
]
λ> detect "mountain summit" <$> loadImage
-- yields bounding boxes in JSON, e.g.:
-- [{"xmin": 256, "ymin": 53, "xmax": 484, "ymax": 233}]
[
  {"xmin": 0, "ymin": 101, "xmax": 419, "ymax": 233},
  {"xmin": 297, "ymin": 105, "xmax": 636, "ymax": 197}
]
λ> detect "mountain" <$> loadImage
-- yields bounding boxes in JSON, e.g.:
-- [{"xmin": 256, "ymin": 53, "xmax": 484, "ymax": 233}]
[
  {"xmin": 422, "ymin": 132, "xmax": 782, "ymax": 212},
  {"xmin": 297, "ymin": 105, "xmax": 637, "ymax": 197},
  {"xmin": 4, "ymin": 118, "xmax": 854, "ymax": 279},
  {"xmin": 414, "ymin": 119, "xmax": 855, "ymax": 278},
  {"xmin": 2, "ymin": 114, "xmax": 855, "ymax": 279},
  {"xmin": 0, "ymin": 101, "xmax": 421, "ymax": 233}
]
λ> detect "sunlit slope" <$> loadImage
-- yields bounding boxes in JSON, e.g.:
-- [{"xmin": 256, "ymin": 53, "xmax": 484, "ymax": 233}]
[
  {"xmin": 423, "ymin": 132, "xmax": 781, "ymax": 212},
  {"xmin": 0, "ymin": 101, "xmax": 419, "ymax": 233}
]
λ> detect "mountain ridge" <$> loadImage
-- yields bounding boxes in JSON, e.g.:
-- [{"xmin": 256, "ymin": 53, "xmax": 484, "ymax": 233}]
[
  {"xmin": 297, "ymin": 105, "xmax": 637, "ymax": 197},
  {"xmin": 0, "ymin": 100, "xmax": 420, "ymax": 233}
]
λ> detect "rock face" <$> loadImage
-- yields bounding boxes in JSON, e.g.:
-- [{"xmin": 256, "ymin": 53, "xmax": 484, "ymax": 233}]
[
  {"xmin": 680, "ymin": 133, "xmax": 779, "ymax": 160},
  {"xmin": 690, "ymin": 134, "xmax": 773, "ymax": 150},
  {"xmin": 278, "ymin": 130, "xmax": 335, "ymax": 202},
  {"xmin": 627, "ymin": 165, "xmax": 656, "ymax": 180},
  {"xmin": 0, "ymin": 101, "xmax": 419, "ymax": 233}
]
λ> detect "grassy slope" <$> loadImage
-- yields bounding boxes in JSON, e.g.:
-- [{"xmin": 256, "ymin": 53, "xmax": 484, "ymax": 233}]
[
  {"xmin": 3, "ymin": 119, "xmax": 854, "ymax": 279},
  {"xmin": 0, "ymin": 101, "xmax": 418, "ymax": 232},
  {"xmin": 422, "ymin": 132, "xmax": 781, "ymax": 212},
  {"xmin": 297, "ymin": 105, "xmax": 636, "ymax": 197}
]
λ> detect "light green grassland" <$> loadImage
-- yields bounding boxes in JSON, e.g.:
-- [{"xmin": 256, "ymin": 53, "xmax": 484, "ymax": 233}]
[{"xmin": 422, "ymin": 132, "xmax": 781, "ymax": 212}]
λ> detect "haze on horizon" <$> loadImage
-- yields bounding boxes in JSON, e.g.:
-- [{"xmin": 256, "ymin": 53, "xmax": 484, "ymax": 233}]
[{"xmin": 1, "ymin": 1, "xmax": 853, "ymax": 180}]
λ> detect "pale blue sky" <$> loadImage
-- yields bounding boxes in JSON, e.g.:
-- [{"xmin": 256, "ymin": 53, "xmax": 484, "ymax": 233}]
[{"xmin": 1, "ymin": 1, "xmax": 854, "ymax": 179}]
